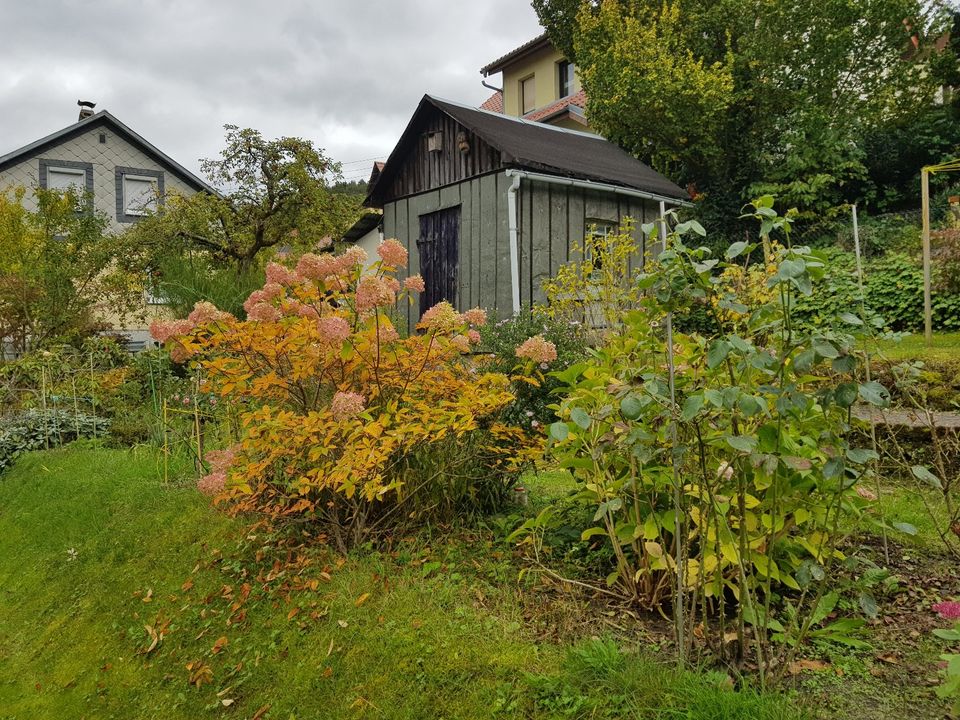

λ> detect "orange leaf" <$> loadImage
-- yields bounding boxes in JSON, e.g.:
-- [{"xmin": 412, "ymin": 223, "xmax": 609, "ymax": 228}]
[
  {"xmin": 287, "ymin": 607, "xmax": 300, "ymax": 620},
  {"xmin": 355, "ymin": 593, "xmax": 370, "ymax": 607},
  {"xmin": 211, "ymin": 636, "xmax": 229, "ymax": 654}
]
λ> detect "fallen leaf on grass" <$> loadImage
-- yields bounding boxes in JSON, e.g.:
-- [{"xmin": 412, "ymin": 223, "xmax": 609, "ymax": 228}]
[
  {"xmin": 181, "ymin": 579, "xmax": 194, "ymax": 592},
  {"xmin": 211, "ymin": 636, "xmax": 229, "ymax": 654},
  {"xmin": 252, "ymin": 704, "xmax": 271, "ymax": 720},
  {"xmin": 787, "ymin": 659, "xmax": 829, "ymax": 675},
  {"xmin": 142, "ymin": 589, "xmax": 153, "ymax": 603},
  {"xmin": 337, "ymin": 619, "xmax": 348, "ymax": 628},
  {"xmin": 322, "ymin": 666, "xmax": 333, "ymax": 678},
  {"xmin": 355, "ymin": 593, "xmax": 370, "ymax": 607},
  {"xmin": 875, "ymin": 652, "xmax": 900, "ymax": 664}
]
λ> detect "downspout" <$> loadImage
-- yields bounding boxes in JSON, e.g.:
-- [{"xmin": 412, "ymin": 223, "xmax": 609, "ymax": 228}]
[
  {"xmin": 506, "ymin": 171, "xmax": 522, "ymax": 315},
  {"xmin": 658, "ymin": 199, "xmax": 668, "ymax": 255}
]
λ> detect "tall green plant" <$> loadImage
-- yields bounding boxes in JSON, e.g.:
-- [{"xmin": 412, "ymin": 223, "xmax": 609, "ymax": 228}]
[{"xmin": 516, "ymin": 198, "xmax": 887, "ymax": 681}]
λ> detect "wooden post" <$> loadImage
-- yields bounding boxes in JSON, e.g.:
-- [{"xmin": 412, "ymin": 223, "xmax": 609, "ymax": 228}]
[{"xmin": 922, "ymin": 168, "xmax": 933, "ymax": 344}]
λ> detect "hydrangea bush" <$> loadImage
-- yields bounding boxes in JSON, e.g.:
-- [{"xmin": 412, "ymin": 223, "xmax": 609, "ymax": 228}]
[{"xmin": 152, "ymin": 240, "xmax": 546, "ymax": 549}]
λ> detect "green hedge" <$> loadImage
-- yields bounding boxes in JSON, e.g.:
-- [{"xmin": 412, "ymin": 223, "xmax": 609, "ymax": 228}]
[{"xmin": 793, "ymin": 248, "xmax": 960, "ymax": 332}]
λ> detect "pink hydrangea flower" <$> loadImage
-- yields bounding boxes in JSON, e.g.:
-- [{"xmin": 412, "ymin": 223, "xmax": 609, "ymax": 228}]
[
  {"xmin": 197, "ymin": 471, "xmax": 226, "ymax": 496},
  {"xmin": 377, "ymin": 324, "xmax": 400, "ymax": 343},
  {"xmin": 261, "ymin": 282, "xmax": 283, "ymax": 302},
  {"xmin": 355, "ymin": 276, "xmax": 396, "ymax": 313},
  {"xmin": 317, "ymin": 316, "xmax": 351, "ymax": 345},
  {"xmin": 467, "ymin": 329, "xmax": 481, "ymax": 344},
  {"xmin": 515, "ymin": 335, "xmax": 558, "ymax": 363},
  {"xmin": 933, "ymin": 601, "xmax": 960, "ymax": 619},
  {"xmin": 247, "ymin": 302, "xmax": 281, "ymax": 322},
  {"xmin": 342, "ymin": 246, "xmax": 368, "ymax": 268},
  {"xmin": 331, "ymin": 391, "xmax": 365, "ymax": 420},
  {"xmin": 265, "ymin": 262, "xmax": 298, "ymax": 285},
  {"xmin": 187, "ymin": 301, "xmax": 232, "ymax": 326},
  {"xmin": 461, "ymin": 307, "xmax": 487, "ymax": 327},
  {"xmin": 404, "ymin": 275, "xmax": 426, "ymax": 293},
  {"xmin": 383, "ymin": 276, "xmax": 401, "ymax": 293},
  {"xmin": 451, "ymin": 334, "xmax": 471, "ymax": 353},
  {"xmin": 296, "ymin": 252, "xmax": 336, "ymax": 280},
  {"xmin": 149, "ymin": 318, "xmax": 193, "ymax": 344},
  {"xmin": 418, "ymin": 301, "xmax": 460, "ymax": 333},
  {"xmin": 377, "ymin": 238, "xmax": 408, "ymax": 268}
]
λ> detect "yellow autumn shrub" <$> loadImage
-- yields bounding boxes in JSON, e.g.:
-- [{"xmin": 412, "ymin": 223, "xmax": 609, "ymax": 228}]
[{"xmin": 153, "ymin": 241, "xmax": 547, "ymax": 549}]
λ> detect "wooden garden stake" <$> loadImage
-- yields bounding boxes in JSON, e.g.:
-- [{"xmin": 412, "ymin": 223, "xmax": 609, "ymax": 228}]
[
  {"xmin": 922, "ymin": 167, "xmax": 932, "ymax": 344},
  {"xmin": 852, "ymin": 204, "xmax": 889, "ymax": 564}
]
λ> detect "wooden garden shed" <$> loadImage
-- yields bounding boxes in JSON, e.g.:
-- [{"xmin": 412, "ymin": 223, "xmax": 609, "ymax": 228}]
[{"xmin": 364, "ymin": 95, "xmax": 688, "ymax": 329}]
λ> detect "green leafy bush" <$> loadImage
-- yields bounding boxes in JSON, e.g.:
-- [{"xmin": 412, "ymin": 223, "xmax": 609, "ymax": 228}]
[
  {"xmin": 479, "ymin": 309, "xmax": 588, "ymax": 428},
  {"xmin": 0, "ymin": 409, "xmax": 109, "ymax": 473},
  {"xmin": 792, "ymin": 248, "xmax": 960, "ymax": 332}
]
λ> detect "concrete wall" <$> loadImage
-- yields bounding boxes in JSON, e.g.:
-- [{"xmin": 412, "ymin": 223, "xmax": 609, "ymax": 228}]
[{"xmin": 381, "ymin": 171, "xmax": 654, "ymax": 332}]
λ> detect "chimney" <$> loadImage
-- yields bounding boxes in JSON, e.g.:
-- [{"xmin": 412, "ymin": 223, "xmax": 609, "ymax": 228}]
[{"xmin": 77, "ymin": 100, "xmax": 96, "ymax": 121}]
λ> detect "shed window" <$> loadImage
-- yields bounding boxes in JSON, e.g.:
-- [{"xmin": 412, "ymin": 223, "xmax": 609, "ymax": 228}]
[
  {"xmin": 520, "ymin": 75, "xmax": 536, "ymax": 114},
  {"xmin": 558, "ymin": 60, "xmax": 574, "ymax": 98},
  {"xmin": 586, "ymin": 221, "xmax": 616, "ymax": 272}
]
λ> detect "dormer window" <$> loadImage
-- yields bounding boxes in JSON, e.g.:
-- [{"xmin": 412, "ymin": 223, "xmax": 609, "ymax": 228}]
[
  {"xmin": 558, "ymin": 60, "xmax": 575, "ymax": 99},
  {"xmin": 520, "ymin": 74, "xmax": 536, "ymax": 114}
]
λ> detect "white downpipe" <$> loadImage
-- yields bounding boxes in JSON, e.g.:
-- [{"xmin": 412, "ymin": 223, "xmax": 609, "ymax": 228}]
[
  {"xmin": 506, "ymin": 172, "xmax": 522, "ymax": 315},
  {"xmin": 658, "ymin": 199, "xmax": 668, "ymax": 254}
]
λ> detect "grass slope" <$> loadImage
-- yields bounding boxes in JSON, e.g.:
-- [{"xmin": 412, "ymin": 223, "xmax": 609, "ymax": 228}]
[{"xmin": 0, "ymin": 447, "xmax": 802, "ymax": 719}]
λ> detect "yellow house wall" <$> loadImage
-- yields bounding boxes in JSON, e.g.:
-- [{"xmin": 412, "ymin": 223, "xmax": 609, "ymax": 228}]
[{"xmin": 501, "ymin": 45, "xmax": 581, "ymax": 117}]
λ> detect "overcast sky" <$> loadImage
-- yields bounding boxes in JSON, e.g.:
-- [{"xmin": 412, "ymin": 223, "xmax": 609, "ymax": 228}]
[{"xmin": 0, "ymin": 0, "xmax": 543, "ymax": 184}]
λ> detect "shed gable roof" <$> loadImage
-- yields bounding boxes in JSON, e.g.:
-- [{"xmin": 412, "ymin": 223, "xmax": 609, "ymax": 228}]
[
  {"xmin": 0, "ymin": 111, "xmax": 215, "ymax": 193},
  {"xmin": 366, "ymin": 95, "xmax": 685, "ymax": 207}
]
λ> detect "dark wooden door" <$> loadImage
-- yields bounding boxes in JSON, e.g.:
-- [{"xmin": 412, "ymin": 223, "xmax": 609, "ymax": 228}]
[{"xmin": 416, "ymin": 206, "xmax": 460, "ymax": 317}]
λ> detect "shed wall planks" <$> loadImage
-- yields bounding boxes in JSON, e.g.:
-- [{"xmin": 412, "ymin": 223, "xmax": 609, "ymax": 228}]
[{"xmin": 381, "ymin": 173, "xmax": 654, "ymax": 332}]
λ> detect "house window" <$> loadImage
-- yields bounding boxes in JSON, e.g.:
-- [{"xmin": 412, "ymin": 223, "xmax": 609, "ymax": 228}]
[
  {"xmin": 115, "ymin": 166, "xmax": 164, "ymax": 223},
  {"xmin": 558, "ymin": 60, "xmax": 575, "ymax": 98},
  {"xmin": 39, "ymin": 159, "xmax": 93, "ymax": 209},
  {"xmin": 520, "ymin": 75, "xmax": 536, "ymax": 114}
]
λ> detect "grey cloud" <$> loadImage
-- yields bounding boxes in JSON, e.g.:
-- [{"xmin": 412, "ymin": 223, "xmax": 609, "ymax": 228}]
[{"xmin": 0, "ymin": 0, "xmax": 542, "ymax": 182}]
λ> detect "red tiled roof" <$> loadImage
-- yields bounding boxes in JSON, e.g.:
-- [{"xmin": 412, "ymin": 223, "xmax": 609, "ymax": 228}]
[
  {"xmin": 523, "ymin": 90, "xmax": 587, "ymax": 123},
  {"xmin": 479, "ymin": 91, "xmax": 503, "ymax": 113}
]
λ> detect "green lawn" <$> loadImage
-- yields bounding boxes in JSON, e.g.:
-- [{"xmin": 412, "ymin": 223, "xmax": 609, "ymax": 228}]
[
  {"xmin": 874, "ymin": 331, "xmax": 960, "ymax": 363},
  {"xmin": 0, "ymin": 447, "xmax": 802, "ymax": 720}
]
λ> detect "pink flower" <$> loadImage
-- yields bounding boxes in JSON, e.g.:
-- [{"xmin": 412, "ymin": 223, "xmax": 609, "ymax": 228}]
[
  {"xmin": 377, "ymin": 238, "xmax": 408, "ymax": 268},
  {"xmin": 933, "ymin": 601, "xmax": 960, "ymax": 620},
  {"xmin": 383, "ymin": 276, "xmax": 401, "ymax": 293},
  {"xmin": 187, "ymin": 301, "xmax": 232, "ymax": 326},
  {"xmin": 317, "ymin": 316, "xmax": 351, "ymax": 345},
  {"xmin": 149, "ymin": 318, "xmax": 193, "ymax": 344},
  {"xmin": 342, "ymin": 246, "xmax": 368, "ymax": 268},
  {"xmin": 515, "ymin": 335, "xmax": 558, "ymax": 363},
  {"xmin": 197, "ymin": 471, "xmax": 226, "ymax": 496},
  {"xmin": 261, "ymin": 282, "xmax": 283, "ymax": 302},
  {"xmin": 467, "ymin": 329, "xmax": 481, "ymax": 344},
  {"xmin": 265, "ymin": 262, "xmax": 298, "ymax": 285},
  {"xmin": 296, "ymin": 253, "xmax": 336, "ymax": 281},
  {"xmin": 247, "ymin": 302, "xmax": 281, "ymax": 322},
  {"xmin": 404, "ymin": 275, "xmax": 426, "ymax": 293},
  {"xmin": 462, "ymin": 307, "xmax": 487, "ymax": 327},
  {"xmin": 317, "ymin": 236, "xmax": 333, "ymax": 250},
  {"xmin": 418, "ymin": 301, "xmax": 460, "ymax": 333},
  {"xmin": 355, "ymin": 276, "xmax": 396, "ymax": 313},
  {"xmin": 243, "ymin": 289, "xmax": 267, "ymax": 315},
  {"xmin": 451, "ymin": 334, "xmax": 471, "ymax": 353},
  {"xmin": 377, "ymin": 323, "xmax": 400, "ymax": 343},
  {"xmin": 331, "ymin": 391, "xmax": 365, "ymax": 420}
]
